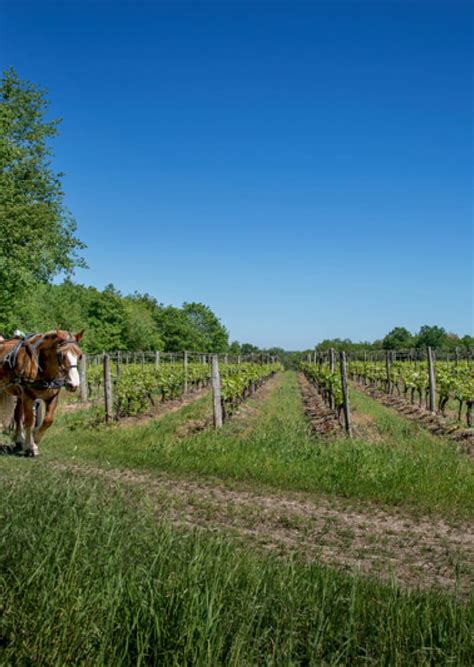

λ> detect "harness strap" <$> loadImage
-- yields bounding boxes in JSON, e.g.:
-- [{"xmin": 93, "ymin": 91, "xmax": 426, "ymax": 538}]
[
  {"xmin": 18, "ymin": 377, "xmax": 66, "ymax": 390},
  {"xmin": 1, "ymin": 333, "xmax": 79, "ymax": 388},
  {"xmin": 0, "ymin": 333, "xmax": 41, "ymax": 371},
  {"xmin": 3, "ymin": 340, "xmax": 23, "ymax": 370},
  {"xmin": 30, "ymin": 335, "xmax": 45, "ymax": 351}
]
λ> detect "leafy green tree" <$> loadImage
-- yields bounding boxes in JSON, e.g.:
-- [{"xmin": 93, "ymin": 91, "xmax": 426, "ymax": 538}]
[
  {"xmin": 415, "ymin": 325, "xmax": 448, "ymax": 349},
  {"xmin": 240, "ymin": 343, "xmax": 260, "ymax": 355},
  {"xmin": 228, "ymin": 341, "xmax": 241, "ymax": 355},
  {"xmin": 86, "ymin": 285, "xmax": 128, "ymax": 352},
  {"xmin": 316, "ymin": 338, "xmax": 374, "ymax": 352},
  {"xmin": 0, "ymin": 68, "xmax": 85, "ymax": 331},
  {"xmin": 16, "ymin": 279, "xmax": 85, "ymax": 334},
  {"xmin": 154, "ymin": 306, "xmax": 202, "ymax": 352},
  {"xmin": 460, "ymin": 335, "xmax": 474, "ymax": 349},
  {"xmin": 182, "ymin": 302, "xmax": 229, "ymax": 352},
  {"xmin": 123, "ymin": 300, "xmax": 163, "ymax": 351},
  {"xmin": 382, "ymin": 327, "xmax": 414, "ymax": 350}
]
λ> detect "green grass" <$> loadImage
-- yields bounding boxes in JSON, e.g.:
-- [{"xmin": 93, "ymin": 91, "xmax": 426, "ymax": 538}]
[
  {"xmin": 0, "ymin": 464, "xmax": 472, "ymax": 666},
  {"xmin": 40, "ymin": 372, "xmax": 474, "ymax": 519}
]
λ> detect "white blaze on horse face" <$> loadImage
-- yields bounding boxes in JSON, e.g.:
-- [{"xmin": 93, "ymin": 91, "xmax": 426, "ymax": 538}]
[{"xmin": 66, "ymin": 351, "xmax": 80, "ymax": 388}]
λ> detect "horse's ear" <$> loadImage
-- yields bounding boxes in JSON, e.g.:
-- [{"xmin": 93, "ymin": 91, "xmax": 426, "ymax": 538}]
[{"xmin": 74, "ymin": 329, "xmax": 85, "ymax": 342}]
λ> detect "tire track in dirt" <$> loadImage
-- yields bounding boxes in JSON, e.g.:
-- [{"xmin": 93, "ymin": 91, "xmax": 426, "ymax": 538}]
[{"xmin": 50, "ymin": 460, "xmax": 474, "ymax": 595}]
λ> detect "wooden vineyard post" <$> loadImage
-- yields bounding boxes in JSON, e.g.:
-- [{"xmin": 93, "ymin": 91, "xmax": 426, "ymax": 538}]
[
  {"xmin": 329, "ymin": 348, "xmax": 336, "ymax": 409},
  {"xmin": 385, "ymin": 350, "xmax": 392, "ymax": 394},
  {"xmin": 427, "ymin": 347, "xmax": 436, "ymax": 413},
  {"xmin": 103, "ymin": 354, "xmax": 113, "ymax": 423},
  {"xmin": 155, "ymin": 351, "xmax": 160, "ymax": 369},
  {"xmin": 116, "ymin": 351, "xmax": 121, "ymax": 378},
  {"xmin": 237, "ymin": 355, "xmax": 241, "ymax": 364},
  {"xmin": 211, "ymin": 354, "xmax": 223, "ymax": 428},
  {"xmin": 79, "ymin": 354, "xmax": 88, "ymax": 403},
  {"xmin": 339, "ymin": 351, "xmax": 353, "ymax": 438},
  {"xmin": 183, "ymin": 350, "xmax": 188, "ymax": 394}
]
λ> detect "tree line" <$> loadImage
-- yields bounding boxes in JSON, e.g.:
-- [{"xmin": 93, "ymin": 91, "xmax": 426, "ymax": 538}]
[
  {"xmin": 12, "ymin": 281, "xmax": 231, "ymax": 354},
  {"xmin": 314, "ymin": 325, "xmax": 473, "ymax": 354}
]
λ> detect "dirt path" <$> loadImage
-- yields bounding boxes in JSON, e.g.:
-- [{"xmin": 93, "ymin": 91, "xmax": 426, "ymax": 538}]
[
  {"xmin": 51, "ymin": 460, "xmax": 474, "ymax": 595},
  {"xmin": 298, "ymin": 373, "xmax": 342, "ymax": 437}
]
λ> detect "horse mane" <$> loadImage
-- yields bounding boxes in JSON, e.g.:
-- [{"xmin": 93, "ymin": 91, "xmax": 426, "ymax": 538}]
[{"xmin": 41, "ymin": 330, "xmax": 76, "ymax": 343}]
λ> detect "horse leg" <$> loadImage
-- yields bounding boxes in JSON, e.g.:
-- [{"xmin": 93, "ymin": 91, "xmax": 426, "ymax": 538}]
[
  {"xmin": 13, "ymin": 397, "xmax": 25, "ymax": 451},
  {"xmin": 34, "ymin": 394, "xmax": 59, "ymax": 444},
  {"xmin": 22, "ymin": 395, "xmax": 39, "ymax": 457}
]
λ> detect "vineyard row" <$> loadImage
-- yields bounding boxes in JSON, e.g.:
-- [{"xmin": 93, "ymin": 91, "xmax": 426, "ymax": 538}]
[
  {"xmin": 80, "ymin": 356, "xmax": 281, "ymax": 425},
  {"xmin": 302, "ymin": 347, "xmax": 474, "ymax": 429}
]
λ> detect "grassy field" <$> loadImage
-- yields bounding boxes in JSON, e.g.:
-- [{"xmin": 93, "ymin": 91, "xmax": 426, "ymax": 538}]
[
  {"xmin": 1, "ymin": 370, "xmax": 473, "ymax": 664},
  {"xmin": 1, "ymin": 464, "xmax": 472, "ymax": 666},
  {"xmin": 45, "ymin": 371, "xmax": 474, "ymax": 519}
]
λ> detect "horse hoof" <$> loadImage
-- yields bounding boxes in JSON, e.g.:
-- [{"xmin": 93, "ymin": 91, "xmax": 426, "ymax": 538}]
[{"xmin": 25, "ymin": 447, "xmax": 39, "ymax": 458}]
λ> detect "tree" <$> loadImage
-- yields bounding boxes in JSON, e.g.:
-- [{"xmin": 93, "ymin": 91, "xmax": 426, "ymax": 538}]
[
  {"xmin": 460, "ymin": 335, "xmax": 474, "ymax": 349},
  {"xmin": 123, "ymin": 300, "xmax": 163, "ymax": 352},
  {"xmin": 415, "ymin": 325, "xmax": 448, "ymax": 349},
  {"xmin": 85, "ymin": 285, "xmax": 129, "ymax": 352},
  {"xmin": 240, "ymin": 343, "xmax": 259, "ymax": 355},
  {"xmin": 154, "ymin": 306, "xmax": 202, "ymax": 352},
  {"xmin": 382, "ymin": 327, "xmax": 414, "ymax": 350},
  {"xmin": 182, "ymin": 302, "xmax": 229, "ymax": 352},
  {"xmin": 0, "ymin": 68, "xmax": 85, "ymax": 331},
  {"xmin": 228, "ymin": 340, "xmax": 241, "ymax": 355}
]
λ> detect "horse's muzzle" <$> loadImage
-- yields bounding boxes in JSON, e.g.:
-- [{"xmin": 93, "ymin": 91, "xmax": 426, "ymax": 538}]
[{"xmin": 66, "ymin": 383, "xmax": 79, "ymax": 393}]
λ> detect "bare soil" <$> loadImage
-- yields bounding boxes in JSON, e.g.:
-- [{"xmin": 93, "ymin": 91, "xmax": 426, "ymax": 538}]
[
  {"xmin": 52, "ymin": 460, "xmax": 474, "ymax": 595},
  {"xmin": 298, "ymin": 373, "xmax": 343, "ymax": 438}
]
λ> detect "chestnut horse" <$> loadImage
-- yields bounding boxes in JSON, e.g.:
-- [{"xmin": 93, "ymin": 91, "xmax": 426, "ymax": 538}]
[{"xmin": 3, "ymin": 330, "xmax": 84, "ymax": 456}]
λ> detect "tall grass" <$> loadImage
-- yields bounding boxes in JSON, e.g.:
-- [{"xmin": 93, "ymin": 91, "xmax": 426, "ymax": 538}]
[
  {"xmin": 0, "ymin": 465, "xmax": 472, "ymax": 666},
  {"xmin": 45, "ymin": 372, "xmax": 474, "ymax": 519}
]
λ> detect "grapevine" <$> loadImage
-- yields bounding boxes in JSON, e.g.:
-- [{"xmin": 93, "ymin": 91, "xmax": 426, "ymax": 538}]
[{"xmin": 348, "ymin": 359, "xmax": 474, "ymax": 427}]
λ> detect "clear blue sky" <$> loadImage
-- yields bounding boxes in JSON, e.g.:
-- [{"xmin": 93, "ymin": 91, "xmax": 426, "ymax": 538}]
[{"xmin": 2, "ymin": 0, "xmax": 472, "ymax": 349}]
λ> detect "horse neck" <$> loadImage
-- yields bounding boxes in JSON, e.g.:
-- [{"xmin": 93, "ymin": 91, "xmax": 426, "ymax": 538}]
[
  {"xmin": 39, "ymin": 348, "xmax": 61, "ymax": 380},
  {"xmin": 19, "ymin": 347, "xmax": 39, "ymax": 380}
]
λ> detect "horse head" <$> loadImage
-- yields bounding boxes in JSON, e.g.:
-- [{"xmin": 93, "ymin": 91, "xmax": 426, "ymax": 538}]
[{"xmin": 38, "ymin": 329, "xmax": 85, "ymax": 392}]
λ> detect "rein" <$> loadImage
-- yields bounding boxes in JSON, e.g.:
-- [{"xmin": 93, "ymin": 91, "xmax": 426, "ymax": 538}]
[{"xmin": 34, "ymin": 337, "xmax": 80, "ymax": 390}]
